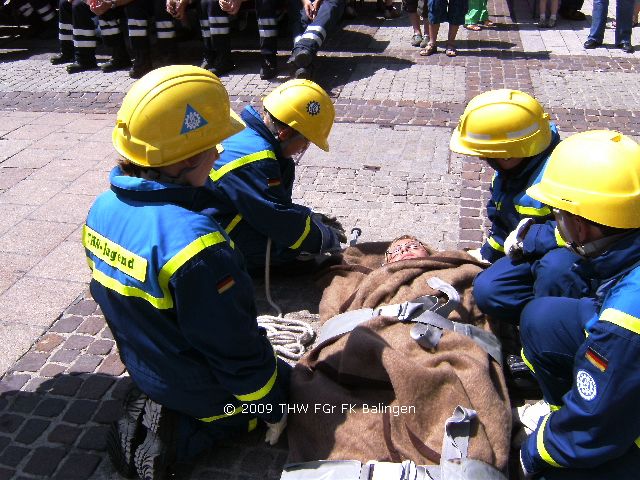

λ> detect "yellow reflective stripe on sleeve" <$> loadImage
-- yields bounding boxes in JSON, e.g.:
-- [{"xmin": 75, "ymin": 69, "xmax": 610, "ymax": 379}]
[
  {"xmin": 234, "ymin": 364, "xmax": 278, "ymax": 402},
  {"xmin": 515, "ymin": 205, "xmax": 551, "ymax": 217},
  {"xmin": 601, "ymin": 308, "xmax": 640, "ymax": 335},
  {"xmin": 635, "ymin": 436, "xmax": 640, "ymax": 448},
  {"xmin": 248, "ymin": 418, "xmax": 258, "ymax": 432},
  {"xmin": 209, "ymin": 150, "xmax": 277, "ymax": 182},
  {"xmin": 554, "ymin": 226, "xmax": 567, "ymax": 247},
  {"xmin": 199, "ymin": 406, "xmax": 242, "ymax": 423},
  {"xmin": 487, "ymin": 236, "xmax": 505, "ymax": 253},
  {"xmin": 225, "ymin": 214, "xmax": 243, "ymax": 234},
  {"xmin": 549, "ymin": 404, "xmax": 561, "ymax": 412},
  {"xmin": 495, "ymin": 201, "xmax": 502, "ymax": 211},
  {"xmin": 83, "ymin": 225, "xmax": 147, "ymax": 282},
  {"xmin": 88, "ymin": 231, "xmax": 227, "ymax": 310},
  {"xmin": 537, "ymin": 414, "xmax": 563, "ymax": 468},
  {"xmin": 289, "ymin": 215, "xmax": 311, "ymax": 249},
  {"xmin": 521, "ymin": 348, "xmax": 535, "ymax": 373}
]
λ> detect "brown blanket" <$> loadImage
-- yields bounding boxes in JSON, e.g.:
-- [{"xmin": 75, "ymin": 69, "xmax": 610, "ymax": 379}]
[{"xmin": 286, "ymin": 243, "xmax": 512, "ymax": 471}]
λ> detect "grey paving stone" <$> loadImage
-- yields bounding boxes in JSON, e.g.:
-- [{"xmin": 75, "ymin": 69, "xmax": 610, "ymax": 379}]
[
  {"xmin": 15, "ymin": 418, "xmax": 50, "ymax": 445},
  {"xmin": 64, "ymin": 335, "xmax": 94, "ymax": 351},
  {"xmin": 50, "ymin": 315, "xmax": 84, "ymax": 333},
  {"xmin": 86, "ymin": 339, "xmax": 114, "ymax": 355},
  {"xmin": 0, "ymin": 467, "xmax": 15, "ymax": 480},
  {"xmin": 76, "ymin": 375, "xmax": 115, "ymax": 400},
  {"xmin": 63, "ymin": 399, "xmax": 99, "ymax": 424},
  {"xmin": 48, "ymin": 424, "xmax": 82, "ymax": 445},
  {"xmin": 50, "ymin": 375, "xmax": 84, "ymax": 396},
  {"xmin": 77, "ymin": 425, "xmax": 108, "ymax": 450},
  {"xmin": 12, "ymin": 352, "xmax": 48, "ymax": 372},
  {"xmin": 34, "ymin": 398, "xmax": 68, "ymax": 417},
  {"xmin": 22, "ymin": 446, "xmax": 66, "ymax": 476},
  {"xmin": 0, "ymin": 445, "xmax": 30, "ymax": 468},
  {"xmin": 52, "ymin": 452, "xmax": 102, "ymax": 479},
  {"xmin": 68, "ymin": 355, "xmax": 102, "ymax": 374}
]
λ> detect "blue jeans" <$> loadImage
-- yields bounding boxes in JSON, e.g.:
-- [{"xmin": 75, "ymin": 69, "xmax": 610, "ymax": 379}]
[
  {"xmin": 427, "ymin": 0, "xmax": 468, "ymax": 24},
  {"xmin": 588, "ymin": 0, "xmax": 635, "ymax": 44}
]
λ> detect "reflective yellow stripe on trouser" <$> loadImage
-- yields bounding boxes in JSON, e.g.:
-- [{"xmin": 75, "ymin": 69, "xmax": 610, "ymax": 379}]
[
  {"xmin": 84, "ymin": 227, "xmax": 228, "ymax": 309},
  {"xmin": 487, "ymin": 236, "xmax": 504, "ymax": 253}
]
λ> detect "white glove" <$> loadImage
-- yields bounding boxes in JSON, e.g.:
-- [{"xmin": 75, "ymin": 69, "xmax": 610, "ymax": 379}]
[
  {"xmin": 264, "ymin": 413, "xmax": 288, "ymax": 445},
  {"xmin": 465, "ymin": 248, "xmax": 490, "ymax": 265},
  {"xmin": 504, "ymin": 218, "xmax": 534, "ymax": 258}
]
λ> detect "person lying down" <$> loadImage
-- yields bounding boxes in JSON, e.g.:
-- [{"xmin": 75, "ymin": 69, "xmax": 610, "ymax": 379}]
[{"xmin": 283, "ymin": 236, "xmax": 512, "ymax": 475}]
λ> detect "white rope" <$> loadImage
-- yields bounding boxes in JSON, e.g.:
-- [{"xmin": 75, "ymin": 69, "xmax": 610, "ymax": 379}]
[{"xmin": 257, "ymin": 238, "xmax": 315, "ymax": 361}]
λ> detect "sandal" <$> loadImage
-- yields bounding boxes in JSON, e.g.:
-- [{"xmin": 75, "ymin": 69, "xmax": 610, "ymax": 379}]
[
  {"xmin": 483, "ymin": 20, "xmax": 495, "ymax": 27},
  {"xmin": 464, "ymin": 24, "xmax": 482, "ymax": 31},
  {"xmin": 445, "ymin": 44, "xmax": 457, "ymax": 57},
  {"xmin": 419, "ymin": 42, "xmax": 437, "ymax": 56},
  {"xmin": 411, "ymin": 33, "xmax": 423, "ymax": 46}
]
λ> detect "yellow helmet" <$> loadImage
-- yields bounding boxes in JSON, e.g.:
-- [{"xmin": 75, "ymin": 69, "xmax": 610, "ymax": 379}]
[
  {"xmin": 527, "ymin": 130, "xmax": 640, "ymax": 228},
  {"xmin": 113, "ymin": 65, "xmax": 245, "ymax": 167},
  {"xmin": 450, "ymin": 89, "xmax": 552, "ymax": 159},
  {"xmin": 262, "ymin": 79, "xmax": 334, "ymax": 152}
]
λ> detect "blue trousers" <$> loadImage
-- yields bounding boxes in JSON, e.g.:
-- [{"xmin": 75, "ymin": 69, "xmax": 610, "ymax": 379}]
[
  {"xmin": 520, "ymin": 297, "xmax": 640, "ymax": 479},
  {"xmin": 473, "ymin": 248, "xmax": 588, "ymax": 324},
  {"xmin": 587, "ymin": 0, "xmax": 635, "ymax": 44}
]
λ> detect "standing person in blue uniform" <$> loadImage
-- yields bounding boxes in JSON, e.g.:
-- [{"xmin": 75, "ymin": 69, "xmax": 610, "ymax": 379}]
[
  {"xmin": 83, "ymin": 65, "xmax": 291, "ymax": 480},
  {"xmin": 518, "ymin": 130, "xmax": 640, "ymax": 479},
  {"xmin": 450, "ymin": 89, "xmax": 589, "ymax": 325},
  {"xmin": 287, "ymin": 0, "xmax": 345, "ymax": 78},
  {"xmin": 205, "ymin": 79, "xmax": 345, "ymax": 271}
]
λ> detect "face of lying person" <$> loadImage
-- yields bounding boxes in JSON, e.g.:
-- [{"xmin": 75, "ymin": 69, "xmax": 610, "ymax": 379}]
[{"xmin": 384, "ymin": 238, "xmax": 430, "ymax": 263}]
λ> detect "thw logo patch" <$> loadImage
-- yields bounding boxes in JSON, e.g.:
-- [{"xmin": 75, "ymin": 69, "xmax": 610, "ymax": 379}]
[{"xmin": 180, "ymin": 104, "xmax": 208, "ymax": 134}]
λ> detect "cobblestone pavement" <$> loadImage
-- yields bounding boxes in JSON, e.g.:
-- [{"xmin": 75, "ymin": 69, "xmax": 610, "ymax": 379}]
[{"xmin": 0, "ymin": 0, "xmax": 639, "ymax": 476}]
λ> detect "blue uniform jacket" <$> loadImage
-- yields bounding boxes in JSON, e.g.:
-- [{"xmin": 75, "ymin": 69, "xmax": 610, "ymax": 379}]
[
  {"xmin": 204, "ymin": 106, "xmax": 323, "ymax": 263},
  {"xmin": 84, "ymin": 167, "xmax": 289, "ymax": 424},
  {"xmin": 481, "ymin": 124, "xmax": 565, "ymax": 263},
  {"xmin": 521, "ymin": 230, "xmax": 640, "ymax": 473}
]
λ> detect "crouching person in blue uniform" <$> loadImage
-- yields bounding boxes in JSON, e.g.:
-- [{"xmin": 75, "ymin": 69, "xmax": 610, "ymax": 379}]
[
  {"xmin": 205, "ymin": 79, "xmax": 345, "ymax": 272},
  {"xmin": 450, "ymin": 89, "xmax": 589, "ymax": 325},
  {"xmin": 518, "ymin": 130, "xmax": 640, "ymax": 479},
  {"xmin": 83, "ymin": 65, "xmax": 291, "ymax": 480}
]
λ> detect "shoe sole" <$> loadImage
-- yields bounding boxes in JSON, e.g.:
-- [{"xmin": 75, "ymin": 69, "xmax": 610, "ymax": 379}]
[
  {"xmin": 107, "ymin": 387, "xmax": 147, "ymax": 479},
  {"xmin": 134, "ymin": 399, "xmax": 177, "ymax": 480}
]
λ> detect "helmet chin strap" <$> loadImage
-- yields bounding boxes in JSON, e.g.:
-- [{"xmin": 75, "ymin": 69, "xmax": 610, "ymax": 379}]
[{"xmin": 568, "ymin": 231, "xmax": 633, "ymax": 258}]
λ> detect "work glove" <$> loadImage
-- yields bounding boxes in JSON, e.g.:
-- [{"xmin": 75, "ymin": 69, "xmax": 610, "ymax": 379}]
[
  {"xmin": 465, "ymin": 248, "xmax": 490, "ymax": 265},
  {"xmin": 311, "ymin": 213, "xmax": 345, "ymax": 253},
  {"xmin": 313, "ymin": 213, "xmax": 347, "ymax": 243},
  {"xmin": 264, "ymin": 413, "xmax": 288, "ymax": 446},
  {"xmin": 504, "ymin": 218, "xmax": 534, "ymax": 259}
]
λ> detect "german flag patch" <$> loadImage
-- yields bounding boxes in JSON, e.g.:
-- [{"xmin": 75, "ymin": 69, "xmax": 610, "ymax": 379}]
[
  {"xmin": 267, "ymin": 178, "xmax": 281, "ymax": 188},
  {"xmin": 585, "ymin": 347, "xmax": 608, "ymax": 372},
  {"xmin": 216, "ymin": 275, "xmax": 235, "ymax": 294}
]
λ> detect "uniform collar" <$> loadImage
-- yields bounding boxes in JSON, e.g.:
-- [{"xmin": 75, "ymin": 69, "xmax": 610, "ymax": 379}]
[
  {"xmin": 575, "ymin": 230, "xmax": 640, "ymax": 280},
  {"xmin": 241, "ymin": 106, "xmax": 286, "ymax": 159}
]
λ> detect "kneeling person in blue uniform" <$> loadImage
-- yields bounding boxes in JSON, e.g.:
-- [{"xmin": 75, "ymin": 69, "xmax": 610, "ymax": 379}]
[
  {"xmin": 518, "ymin": 130, "xmax": 640, "ymax": 479},
  {"xmin": 205, "ymin": 79, "xmax": 345, "ymax": 271},
  {"xmin": 450, "ymin": 89, "xmax": 589, "ymax": 325},
  {"xmin": 83, "ymin": 65, "xmax": 291, "ymax": 480}
]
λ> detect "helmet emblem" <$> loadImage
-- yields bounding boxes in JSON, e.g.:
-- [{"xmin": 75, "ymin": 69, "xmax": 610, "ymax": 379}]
[
  {"xmin": 181, "ymin": 104, "xmax": 208, "ymax": 134},
  {"xmin": 306, "ymin": 101, "xmax": 321, "ymax": 116}
]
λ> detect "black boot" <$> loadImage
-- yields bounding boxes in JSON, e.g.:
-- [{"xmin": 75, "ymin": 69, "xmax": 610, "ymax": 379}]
[
  {"xmin": 101, "ymin": 45, "xmax": 132, "ymax": 73},
  {"xmin": 210, "ymin": 52, "xmax": 235, "ymax": 76},
  {"xmin": 129, "ymin": 49, "xmax": 153, "ymax": 79},
  {"xmin": 290, "ymin": 46, "xmax": 313, "ymax": 69},
  {"xmin": 51, "ymin": 49, "xmax": 74, "ymax": 65},
  {"xmin": 107, "ymin": 387, "xmax": 147, "ymax": 479},
  {"xmin": 260, "ymin": 55, "xmax": 277, "ymax": 80},
  {"xmin": 134, "ymin": 398, "xmax": 178, "ymax": 480},
  {"xmin": 66, "ymin": 56, "xmax": 98, "ymax": 73}
]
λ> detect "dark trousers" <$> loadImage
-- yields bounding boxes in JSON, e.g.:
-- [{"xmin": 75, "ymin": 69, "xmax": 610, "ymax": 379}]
[
  {"xmin": 473, "ymin": 247, "xmax": 588, "ymax": 324},
  {"xmin": 98, "ymin": 7, "xmax": 129, "ymax": 57},
  {"xmin": 289, "ymin": 0, "xmax": 345, "ymax": 56},
  {"xmin": 125, "ymin": 0, "xmax": 176, "ymax": 52},
  {"xmin": 58, "ymin": 0, "xmax": 96, "ymax": 62},
  {"xmin": 199, "ymin": 0, "xmax": 279, "ymax": 59}
]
